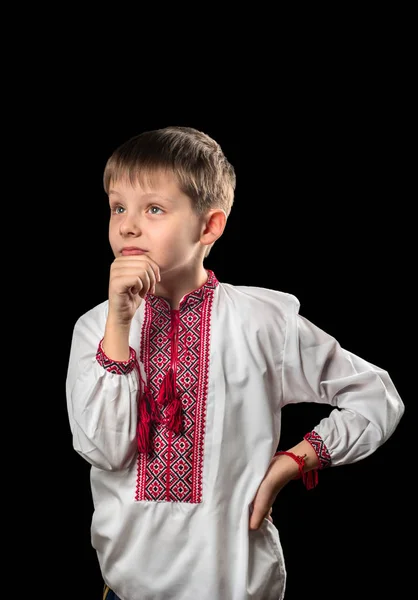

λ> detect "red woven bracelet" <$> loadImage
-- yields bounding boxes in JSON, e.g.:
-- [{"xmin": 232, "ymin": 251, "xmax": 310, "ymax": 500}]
[{"xmin": 274, "ymin": 451, "xmax": 318, "ymax": 490}]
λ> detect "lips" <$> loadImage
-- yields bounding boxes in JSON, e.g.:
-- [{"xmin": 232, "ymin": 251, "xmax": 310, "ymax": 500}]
[{"xmin": 121, "ymin": 247, "xmax": 148, "ymax": 256}]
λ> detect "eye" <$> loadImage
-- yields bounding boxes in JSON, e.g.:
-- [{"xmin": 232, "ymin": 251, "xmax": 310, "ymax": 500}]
[
  {"xmin": 110, "ymin": 205, "xmax": 125, "ymax": 215},
  {"xmin": 148, "ymin": 206, "xmax": 164, "ymax": 215}
]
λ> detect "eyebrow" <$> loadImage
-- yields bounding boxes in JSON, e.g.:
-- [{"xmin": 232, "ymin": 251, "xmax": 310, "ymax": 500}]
[{"xmin": 108, "ymin": 189, "xmax": 175, "ymax": 203}]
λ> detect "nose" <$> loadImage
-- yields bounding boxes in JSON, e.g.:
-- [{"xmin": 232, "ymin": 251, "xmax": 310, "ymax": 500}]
[{"xmin": 119, "ymin": 213, "xmax": 142, "ymax": 237}]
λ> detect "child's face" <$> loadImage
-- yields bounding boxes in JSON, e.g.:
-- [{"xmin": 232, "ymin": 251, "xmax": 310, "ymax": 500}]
[{"xmin": 108, "ymin": 171, "xmax": 205, "ymax": 276}]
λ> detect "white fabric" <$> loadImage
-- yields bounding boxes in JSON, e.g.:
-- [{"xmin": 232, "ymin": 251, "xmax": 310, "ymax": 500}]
[{"xmin": 66, "ymin": 282, "xmax": 404, "ymax": 600}]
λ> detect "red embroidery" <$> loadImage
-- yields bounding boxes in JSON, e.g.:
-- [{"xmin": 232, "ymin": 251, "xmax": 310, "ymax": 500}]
[
  {"xmin": 135, "ymin": 272, "xmax": 218, "ymax": 503},
  {"xmin": 304, "ymin": 430, "xmax": 332, "ymax": 469},
  {"xmin": 96, "ymin": 339, "xmax": 137, "ymax": 374}
]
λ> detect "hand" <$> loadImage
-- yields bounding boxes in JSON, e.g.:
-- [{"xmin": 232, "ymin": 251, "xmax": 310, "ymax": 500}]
[
  {"xmin": 249, "ymin": 454, "xmax": 299, "ymax": 530},
  {"xmin": 108, "ymin": 255, "xmax": 161, "ymax": 325}
]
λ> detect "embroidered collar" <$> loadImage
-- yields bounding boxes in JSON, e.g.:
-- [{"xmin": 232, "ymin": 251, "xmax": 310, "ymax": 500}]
[{"xmin": 146, "ymin": 270, "xmax": 219, "ymax": 312}]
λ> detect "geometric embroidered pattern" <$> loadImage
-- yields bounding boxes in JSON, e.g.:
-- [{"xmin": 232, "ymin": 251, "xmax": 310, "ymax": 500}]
[
  {"xmin": 135, "ymin": 270, "xmax": 218, "ymax": 503},
  {"xmin": 96, "ymin": 339, "xmax": 137, "ymax": 375},
  {"xmin": 304, "ymin": 430, "xmax": 332, "ymax": 469}
]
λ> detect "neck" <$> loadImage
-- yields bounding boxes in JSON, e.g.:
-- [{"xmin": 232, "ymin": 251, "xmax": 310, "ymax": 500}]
[{"xmin": 154, "ymin": 264, "xmax": 209, "ymax": 309}]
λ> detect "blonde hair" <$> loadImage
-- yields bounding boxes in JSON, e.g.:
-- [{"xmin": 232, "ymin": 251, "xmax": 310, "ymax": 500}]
[{"xmin": 103, "ymin": 126, "xmax": 236, "ymax": 217}]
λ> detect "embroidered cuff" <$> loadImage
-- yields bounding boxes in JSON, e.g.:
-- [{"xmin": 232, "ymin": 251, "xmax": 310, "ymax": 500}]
[
  {"xmin": 96, "ymin": 339, "xmax": 137, "ymax": 375},
  {"xmin": 304, "ymin": 430, "xmax": 332, "ymax": 469}
]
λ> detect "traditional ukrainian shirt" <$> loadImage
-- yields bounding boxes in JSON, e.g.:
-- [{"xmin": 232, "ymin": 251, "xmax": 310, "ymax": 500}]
[{"xmin": 66, "ymin": 270, "xmax": 404, "ymax": 600}]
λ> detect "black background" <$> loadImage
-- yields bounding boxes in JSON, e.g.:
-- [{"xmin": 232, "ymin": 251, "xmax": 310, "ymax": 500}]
[{"xmin": 15, "ymin": 22, "xmax": 414, "ymax": 600}]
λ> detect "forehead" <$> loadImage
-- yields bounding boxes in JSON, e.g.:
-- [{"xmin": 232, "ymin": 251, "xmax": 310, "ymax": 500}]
[{"xmin": 109, "ymin": 169, "xmax": 183, "ymax": 198}]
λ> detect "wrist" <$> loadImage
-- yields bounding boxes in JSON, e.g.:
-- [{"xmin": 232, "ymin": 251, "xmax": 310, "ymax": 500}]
[
  {"xmin": 288, "ymin": 440, "xmax": 320, "ymax": 472},
  {"xmin": 106, "ymin": 310, "xmax": 133, "ymax": 330},
  {"xmin": 103, "ymin": 318, "xmax": 132, "ymax": 361},
  {"xmin": 274, "ymin": 442, "xmax": 320, "ymax": 490},
  {"xmin": 273, "ymin": 453, "xmax": 301, "ymax": 480}
]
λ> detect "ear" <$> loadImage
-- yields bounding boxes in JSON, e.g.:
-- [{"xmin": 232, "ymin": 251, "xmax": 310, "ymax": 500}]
[{"xmin": 200, "ymin": 209, "xmax": 227, "ymax": 248}]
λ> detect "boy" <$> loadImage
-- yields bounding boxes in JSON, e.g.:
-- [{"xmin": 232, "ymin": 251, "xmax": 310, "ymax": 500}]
[{"xmin": 66, "ymin": 126, "xmax": 404, "ymax": 600}]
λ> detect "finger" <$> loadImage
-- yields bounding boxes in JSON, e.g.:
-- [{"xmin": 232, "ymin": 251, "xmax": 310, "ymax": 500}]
[
  {"xmin": 145, "ymin": 256, "xmax": 161, "ymax": 282},
  {"xmin": 113, "ymin": 256, "xmax": 161, "ymax": 283},
  {"xmin": 112, "ymin": 271, "xmax": 150, "ymax": 297},
  {"xmin": 111, "ymin": 274, "xmax": 143, "ymax": 296},
  {"xmin": 250, "ymin": 509, "xmax": 270, "ymax": 529},
  {"xmin": 249, "ymin": 478, "xmax": 278, "ymax": 530},
  {"xmin": 115, "ymin": 265, "xmax": 158, "ymax": 294},
  {"xmin": 127, "ymin": 264, "xmax": 155, "ymax": 296},
  {"xmin": 249, "ymin": 497, "xmax": 273, "ymax": 531},
  {"xmin": 112, "ymin": 264, "xmax": 157, "ymax": 295},
  {"xmin": 143, "ymin": 262, "xmax": 158, "ymax": 293},
  {"xmin": 250, "ymin": 509, "xmax": 272, "ymax": 530},
  {"xmin": 126, "ymin": 276, "xmax": 144, "ymax": 296},
  {"xmin": 136, "ymin": 271, "xmax": 151, "ymax": 298}
]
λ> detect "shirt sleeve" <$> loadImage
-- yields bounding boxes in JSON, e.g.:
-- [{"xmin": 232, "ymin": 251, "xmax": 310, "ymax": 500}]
[
  {"xmin": 282, "ymin": 297, "xmax": 405, "ymax": 467},
  {"xmin": 65, "ymin": 306, "xmax": 140, "ymax": 471}
]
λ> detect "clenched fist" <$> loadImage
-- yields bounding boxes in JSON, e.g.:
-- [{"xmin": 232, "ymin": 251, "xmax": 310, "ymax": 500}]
[{"xmin": 108, "ymin": 255, "xmax": 161, "ymax": 325}]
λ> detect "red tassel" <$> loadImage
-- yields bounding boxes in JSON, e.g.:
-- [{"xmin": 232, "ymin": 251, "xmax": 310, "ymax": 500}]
[
  {"xmin": 303, "ymin": 469, "xmax": 318, "ymax": 490},
  {"xmin": 165, "ymin": 394, "xmax": 183, "ymax": 434},
  {"xmin": 157, "ymin": 368, "xmax": 175, "ymax": 405},
  {"xmin": 149, "ymin": 389, "xmax": 162, "ymax": 424},
  {"xmin": 137, "ymin": 391, "xmax": 152, "ymax": 453},
  {"xmin": 136, "ymin": 309, "xmax": 183, "ymax": 453},
  {"xmin": 157, "ymin": 368, "xmax": 183, "ymax": 434},
  {"xmin": 274, "ymin": 451, "xmax": 319, "ymax": 490}
]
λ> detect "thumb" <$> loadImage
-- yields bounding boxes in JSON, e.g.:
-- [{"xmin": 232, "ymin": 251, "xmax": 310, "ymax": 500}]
[
  {"xmin": 249, "ymin": 493, "xmax": 271, "ymax": 530},
  {"xmin": 130, "ymin": 279, "xmax": 144, "ymax": 297}
]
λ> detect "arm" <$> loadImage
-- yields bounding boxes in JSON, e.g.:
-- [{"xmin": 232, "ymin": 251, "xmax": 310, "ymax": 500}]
[
  {"xmin": 282, "ymin": 301, "xmax": 404, "ymax": 467},
  {"xmin": 66, "ymin": 255, "xmax": 161, "ymax": 471},
  {"xmin": 249, "ymin": 297, "xmax": 404, "ymax": 529},
  {"xmin": 65, "ymin": 306, "xmax": 140, "ymax": 471}
]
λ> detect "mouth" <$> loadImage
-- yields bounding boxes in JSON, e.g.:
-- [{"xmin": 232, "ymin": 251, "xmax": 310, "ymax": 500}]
[{"xmin": 121, "ymin": 247, "xmax": 148, "ymax": 256}]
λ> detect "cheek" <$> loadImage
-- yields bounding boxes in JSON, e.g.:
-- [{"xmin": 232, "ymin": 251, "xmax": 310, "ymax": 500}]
[
  {"xmin": 158, "ymin": 226, "xmax": 188, "ymax": 246},
  {"xmin": 157, "ymin": 230, "xmax": 193, "ymax": 260},
  {"xmin": 108, "ymin": 226, "xmax": 119, "ymax": 248}
]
